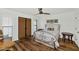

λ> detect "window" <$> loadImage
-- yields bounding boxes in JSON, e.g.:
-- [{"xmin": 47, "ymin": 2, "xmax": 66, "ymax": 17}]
[{"xmin": 2, "ymin": 16, "xmax": 13, "ymax": 38}]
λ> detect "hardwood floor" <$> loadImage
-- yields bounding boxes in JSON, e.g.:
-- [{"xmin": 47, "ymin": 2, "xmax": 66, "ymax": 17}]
[{"xmin": 11, "ymin": 37, "xmax": 79, "ymax": 51}]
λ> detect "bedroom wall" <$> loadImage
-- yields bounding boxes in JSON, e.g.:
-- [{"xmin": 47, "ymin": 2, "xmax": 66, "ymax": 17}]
[
  {"xmin": 51, "ymin": 12, "xmax": 76, "ymax": 37},
  {"xmin": 0, "ymin": 9, "xmax": 33, "ymax": 41},
  {"xmin": 72, "ymin": 11, "xmax": 79, "ymax": 47},
  {"xmin": 0, "ymin": 17, "xmax": 2, "ymax": 29}
]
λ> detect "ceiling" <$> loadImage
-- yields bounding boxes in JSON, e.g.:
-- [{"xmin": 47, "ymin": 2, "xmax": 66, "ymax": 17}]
[{"xmin": 5, "ymin": 8, "xmax": 79, "ymax": 15}]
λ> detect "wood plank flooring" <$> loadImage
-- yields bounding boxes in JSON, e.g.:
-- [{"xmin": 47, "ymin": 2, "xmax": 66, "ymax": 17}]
[{"xmin": 11, "ymin": 37, "xmax": 79, "ymax": 51}]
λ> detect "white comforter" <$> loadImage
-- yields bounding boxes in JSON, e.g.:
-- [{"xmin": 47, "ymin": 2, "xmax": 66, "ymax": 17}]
[{"xmin": 33, "ymin": 30, "xmax": 59, "ymax": 48}]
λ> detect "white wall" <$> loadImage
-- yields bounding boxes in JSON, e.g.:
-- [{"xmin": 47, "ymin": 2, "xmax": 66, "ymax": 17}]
[
  {"xmin": 0, "ymin": 17, "xmax": 2, "ymax": 29},
  {"xmin": 51, "ymin": 12, "xmax": 76, "ymax": 37},
  {"xmin": 72, "ymin": 11, "xmax": 79, "ymax": 47},
  {"xmin": 36, "ymin": 15, "xmax": 47, "ymax": 30}
]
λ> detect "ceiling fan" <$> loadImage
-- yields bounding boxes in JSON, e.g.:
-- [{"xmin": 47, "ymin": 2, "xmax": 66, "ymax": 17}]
[{"xmin": 36, "ymin": 8, "xmax": 50, "ymax": 15}]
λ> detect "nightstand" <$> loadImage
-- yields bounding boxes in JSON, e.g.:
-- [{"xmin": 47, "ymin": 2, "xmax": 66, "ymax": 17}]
[{"xmin": 62, "ymin": 32, "xmax": 73, "ymax": 43}]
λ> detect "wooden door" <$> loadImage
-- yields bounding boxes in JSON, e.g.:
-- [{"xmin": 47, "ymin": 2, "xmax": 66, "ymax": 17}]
[
  {"xmin": 18, "ymin": 17, "xmax": 25, "ymax": 39},
  {"xmin": 25, "ymin": 18, "xmax": 31, "ymax": 37}
]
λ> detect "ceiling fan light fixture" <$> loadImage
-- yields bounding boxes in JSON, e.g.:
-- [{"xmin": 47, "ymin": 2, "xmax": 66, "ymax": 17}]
[{"xmin": 37, "ymin": 8, "xmax": 50, "ymax": 15}]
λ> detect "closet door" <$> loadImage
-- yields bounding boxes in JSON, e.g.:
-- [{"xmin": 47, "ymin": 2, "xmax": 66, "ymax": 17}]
[
  {"xmin": 25, "ymin": 18, "xmax": 31, "ymax": 37},
  {"xmin": 18, "ymin": 17, "xmax": 25, "ymax": 39}
]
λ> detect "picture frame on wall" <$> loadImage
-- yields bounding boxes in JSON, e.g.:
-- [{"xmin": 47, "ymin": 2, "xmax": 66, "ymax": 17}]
[{"xmin": 47, "ymin": 19, "xmax": 58, "ymax": 23}]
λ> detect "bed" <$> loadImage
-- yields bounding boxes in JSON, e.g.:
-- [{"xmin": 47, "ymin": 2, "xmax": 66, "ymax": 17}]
[{"xmin": 33, "ymin": 24, "xmax": 60, "ymax": 49}]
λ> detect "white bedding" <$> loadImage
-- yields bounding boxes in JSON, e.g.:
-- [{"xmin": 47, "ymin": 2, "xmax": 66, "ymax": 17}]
[{"xmin": 33, "ymin": 30, "xmax": 59, "ymax": 48}]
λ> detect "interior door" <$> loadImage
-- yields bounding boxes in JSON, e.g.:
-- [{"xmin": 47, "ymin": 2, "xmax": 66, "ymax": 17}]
[
  {"xmin": 25, "ymin": 18, "xmax": 31, "ymax": 37},
  {"xmin": 18, "ymin": 17, "xmax": 25, "ymax": 39}
]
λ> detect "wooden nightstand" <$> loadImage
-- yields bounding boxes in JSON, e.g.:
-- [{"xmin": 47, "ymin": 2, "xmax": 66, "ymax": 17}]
[{"xmin": 62, "ymin": 32, "xmax": 73, "ymax": 43}]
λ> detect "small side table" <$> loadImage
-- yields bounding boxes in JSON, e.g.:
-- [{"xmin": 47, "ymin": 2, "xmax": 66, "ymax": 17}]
[{"xmin": 61, "ymin": 32, "xmax": 73, "ymax": 43}]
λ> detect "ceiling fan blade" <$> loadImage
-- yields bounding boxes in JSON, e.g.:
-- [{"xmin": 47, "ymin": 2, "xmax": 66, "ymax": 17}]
[
  {"xmin": 35, "ymin": 13, "xmax": 50, "ymax": 15},
  {"xmin": 35, "ymin": 8, "xmax": 50, "ymax": 15},
  {"xmin": 43, "ymin": 13, "xmax": 50, "ymax": 15}
]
